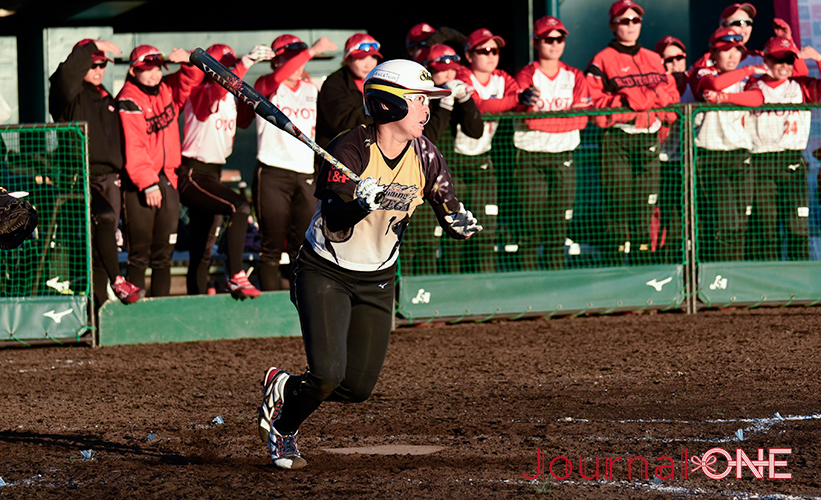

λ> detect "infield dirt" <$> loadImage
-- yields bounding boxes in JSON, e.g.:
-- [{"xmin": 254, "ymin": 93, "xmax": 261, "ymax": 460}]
[{"xmin": 0, "ymin": 307, "xmax": 819, "ymax": 499}]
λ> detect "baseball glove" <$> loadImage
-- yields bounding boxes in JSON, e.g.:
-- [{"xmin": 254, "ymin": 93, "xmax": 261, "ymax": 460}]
[{"xmin": 0, "ymin": 187, "xmax": 38, "ymax": 250}]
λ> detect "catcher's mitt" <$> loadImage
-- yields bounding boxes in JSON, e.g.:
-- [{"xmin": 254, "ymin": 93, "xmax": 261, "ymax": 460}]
[{"xmin": 0, "ymin": 187, "xmax": 38, "ymax": 250}]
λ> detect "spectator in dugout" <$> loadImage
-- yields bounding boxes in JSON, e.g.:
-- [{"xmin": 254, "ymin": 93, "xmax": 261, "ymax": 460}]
[
  {"xmin": 405, "ymin": 22, "xmax": 467, "ymax": 62},
  {"xmin": 179, "ymin": 43, "xmax": 274, "ymax": 299},
  {"xmin": 745, "ymin": 37, "xmax": 821, "ymax": 261},
  {"xmin": 253, "ymin": 35, "xmax": 337, "ymax": 291},
  {"xmin": 439, "ymin": 28, "xmax": 537, "ymax": 274},
  {"xmin": 118, "ymin": 45, "xmax": 204, "ymax": 297},
  {"xmin": 690, "ymin": 27, "xmax": 766, "ymax": 262},
  {"xmin": 400, "ymin": 43, "xmax": 483, "ymax": 275},
  {"xmin": 315, "ymin": 33, "xmax": 382, "ymax": 149},
  {"xmin": 585, "ymin": 0, "xmax": 680, "ymax": 266},
  {"xmin": 48, "ymin": 38, "xmax": 145, "ymax": 306},
  {"xmin": 656, "ymin": 36, "xmax": 689, "ymax": 97},
  {"xmin": 514, "ymin": 16, "xmax": 591, "ymax": 271}
]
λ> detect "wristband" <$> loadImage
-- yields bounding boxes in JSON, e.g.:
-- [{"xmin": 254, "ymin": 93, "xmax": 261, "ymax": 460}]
[{"xmin": 144, "ymin": 184, "xmax": 159, "ymax": 194}]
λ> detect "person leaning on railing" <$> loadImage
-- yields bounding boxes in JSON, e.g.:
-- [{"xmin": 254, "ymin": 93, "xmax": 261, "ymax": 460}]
[
  {"xmin": 689, "ymin": 27, "xmax": 766, "ymax": 263},
  {"xmin": 745, "ymin": 37, "xmax": 821, "ymax": 261},
  {"xmin": 513, "ymin": 16, "xmax": 591, "ymax": 271},
  {"xmin": 585, "ymin": 0, "xmax": 680, "ymax": 266}
]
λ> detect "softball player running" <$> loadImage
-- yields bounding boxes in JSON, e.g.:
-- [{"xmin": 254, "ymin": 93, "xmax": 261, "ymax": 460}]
[{"xmin": 256, "ymin": 60, "xmax": 482, "ymax": 469}]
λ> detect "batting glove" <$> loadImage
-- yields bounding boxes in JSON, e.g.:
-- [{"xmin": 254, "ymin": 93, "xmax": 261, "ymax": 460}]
[
  {"xmin": 444, "ymin": 202, "xmax": 483, "ymax": 238},
  {"xmin": 518, "ymin": 85, "xmax": 540, "ymax": 107},
  {"xmin": 356, "ymin": 177, "xmax": 384, "ymax": 213},
  {"xmin": 443, "ymin": 79, "xmax": 473, "ymax": 104},
  {"xmin": 242, "ymin": 45, "xmax": 274, "ymax": 67}
]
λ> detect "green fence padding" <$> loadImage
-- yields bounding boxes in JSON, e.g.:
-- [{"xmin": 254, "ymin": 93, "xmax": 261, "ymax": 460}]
[
  {"xmin": 98, "ymin": 291, "xmax": 301, "ymax": 346},
  {"xmin": 396, "ymin": 265, "xmax": 685, "ymax": 321},
  {"xmin": 0, "ymin": 296, "xmax": 89, "ymax": 341},
  {"xmin": 698, "ymin": 261, "xmax": 821, "ymax": 307}
]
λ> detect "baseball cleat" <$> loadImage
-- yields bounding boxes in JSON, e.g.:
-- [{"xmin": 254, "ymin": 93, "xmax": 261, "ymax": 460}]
[
  {"xmin": 258, "ymin": 367, "xmax": 289, "ymax": 444},
  {"xmin": 226, "ymin": 270, "xmax": 261, "ymax": 299},
  {"xmin": 268, "ymin": 427, "xmax": 307, "ymax": 469}
]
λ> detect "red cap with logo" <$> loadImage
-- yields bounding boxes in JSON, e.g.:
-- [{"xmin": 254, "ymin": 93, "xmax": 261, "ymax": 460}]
[
  {"xmin": 654, "ymin": 36, "xmax": 686, "ymax": 56},
  {"xmin": 763, "ymin": 36, "xmax": 799, "ymax": 58},
  {"xmin": 609, "ymin": 0, "xmax": 645, "ymax": 21},
  {"xmin": 344, "ymin": 33, "xmax": 383, "ymax": 60},
  {"xmin": 129, "ymin": 45, "xmax": 168, "ymax": 70},
  {"xmin": 416, "ymin": 43, "xmax": 461, "ymax": 73},
  {"xmin": 406, "ymin": 22, "xmax": 436, "ymax": 48},
  {"xmin": 74, "ymin": 39, "xmax": 113, "ymax": 63},
  {"xmin": 272, "ymin": 34, "xmax": 307, "ymax": 58},
  {"xmin": 534, "ymin": 16, "xmax": 568, "ymax": 38},
  {"xmin": 709, "ymin": 27, "xmax": 747, "ymax": 56},
  {"xmin": 719, "ymin": 3, "xmax": 757, "ymax": 25},
  {"xmin": 465, "ymin": 28, "xmax": 505, "ymax": 52},
  {"xmin": 206, "ymin": 44, "xmax": 238, "ymax": 68}
]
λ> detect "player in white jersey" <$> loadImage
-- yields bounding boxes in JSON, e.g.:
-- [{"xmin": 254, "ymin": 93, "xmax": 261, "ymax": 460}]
[
  {"xmin": 252, "ymin": 34, "xmax": 336, "ymax": 290},
  {"xmin": 746, "ymin": 37, "xmax": 821, "ymax": 260},
  {"xmin": 514, "ymin": 16, "xmax": 591, "ymax": 270},
  {"xmin": 179, "ymin": 43, "xmax": 272, "ymax": 298},
  {"xmin": 255, "ymin": 60, "xmax": 481, "ymax": 469},
  {"xmin": 446, "ymin": 28, "xmax": 537, "ymax": 274},
  {"xmin": 691, "ymin": 27, "xmax": 766, "ymax": 262}
]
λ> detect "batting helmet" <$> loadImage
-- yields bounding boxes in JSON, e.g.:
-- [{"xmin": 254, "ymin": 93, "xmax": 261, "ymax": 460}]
[{"xmin": 363, "ymin": 59, "xmax": 451, "ymax": 123}]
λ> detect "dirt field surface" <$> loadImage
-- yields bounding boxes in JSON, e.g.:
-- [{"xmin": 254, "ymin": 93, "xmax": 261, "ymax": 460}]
[{"xmin": 0, "ymin": 307, "xmax": 819, "ymax": 499}]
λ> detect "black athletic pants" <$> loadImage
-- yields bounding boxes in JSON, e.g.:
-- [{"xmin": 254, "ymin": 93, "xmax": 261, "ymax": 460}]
[
  {"xmin": 122, "ymin": 172, "xmax": 179, "ymax": 297},
  {"xmin": 89, "ymin": 172, "xmax": 122, "ymax": 307},
  {"xmin": 252, "ymin": 162, "xmax": 316, "ymax": 290},
  {"xmin": 274, "ymin": 244, "xmax": 396, "ymax": 435},
  {"xmin": 178, "ymin": 158, "xmax": 251, "ymax": 294}
]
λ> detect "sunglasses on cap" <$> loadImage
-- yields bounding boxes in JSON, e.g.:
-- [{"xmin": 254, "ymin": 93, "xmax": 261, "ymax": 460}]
[
  {"xmin": 471, "ymin": 46, "xmax": 499, "ymax": 56},
  {"xmin": 351, "ymin": 41, "xmax": 381, "ymax": 52},
  {"xmin": 132, "ymin": 53, "xmax": 163, "ymax": 64},
  {"xmin": 536, "ymin": 35, "xmax": 566, "ymax": 45},
  {"xmin": 612, "ymin": 17, "xmax": 642, "ymax": 26},
  {"xmin": 716, "ymin": 33, "xmax": 744, "ymax": 44},
  {"xmin": 91, "ymin": 61, "xmax": 108, "ymax": 69},
  {"xmin": 276, "ymin": 41, "xmax": 307, "ymax": 55},
  {"xmin": 425, "ymin": 53, "xmax": 461, "ymax": 67},
  {"xmin": 663, "ymin": 54, "xmax": 686, "ymax": 64},
  {"xmin": 723, "ymin": 19, "xmax": 753, "ymax": 28}
]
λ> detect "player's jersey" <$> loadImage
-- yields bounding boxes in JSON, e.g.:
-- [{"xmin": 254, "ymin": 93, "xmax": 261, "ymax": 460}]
[
  {"xmin": 307, "ymin": 125, "xmax": 463, "ymax": 271},
  {"xmin": 513, "ymin": 61, "xmax": 590, "ymax": 153},
  {"xmin": 181, "ymin": 92, "xmax": 238, "ymax": 164},
  {"xmin": 454, "ymin": 68, "xmax": 519, "ymax": 156},
  {"xmin": 693, "ymin": 68, "xmax": 751, "ymax": 151},
  {"xmin": 747, "ymin": 78, "xmax": 812, "ymax": 153},
  {"xmin": 256, "ymin": 80, "xmax": 317, "ymax": 174}
]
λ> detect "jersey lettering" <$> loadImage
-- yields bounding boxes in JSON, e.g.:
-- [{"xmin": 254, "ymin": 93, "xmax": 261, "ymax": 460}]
[{"xmin": 145, "ymin": 102, "xmax": 176, "ymax": 135}]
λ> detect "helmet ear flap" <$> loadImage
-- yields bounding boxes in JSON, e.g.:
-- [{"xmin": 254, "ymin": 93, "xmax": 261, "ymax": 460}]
[{"xmin": 364, "ymin": 85, "xmax": 409, "ymax": 123}]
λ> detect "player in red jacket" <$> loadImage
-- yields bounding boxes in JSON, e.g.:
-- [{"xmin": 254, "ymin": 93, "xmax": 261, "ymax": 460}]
[
  {"xmin": 585, "ymin": 0, "xmax": 680, "ymax": 266},
  {"xmin": 179, "ymin": 43, "xmax": 272, "ymax": 298},
  {"xmin": 746, "ymin": 37, "xmax": 821, "ymax": 261},
  {"xmin": 118, "ymin": 45, "xmax": 204, "ymax": 296},
  {"xmin": 514, "ymin": 16, "xmax": 590, "ymax": 270}
]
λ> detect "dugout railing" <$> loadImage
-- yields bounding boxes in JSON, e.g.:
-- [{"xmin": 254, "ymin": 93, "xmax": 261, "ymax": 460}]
[
  {"xmin": 395, "ymin": 103, "xmax": 821, "ymax": 323},
  {"xmin": 0, "ymin": 122, "xmax": 94, "ymax": 346}
]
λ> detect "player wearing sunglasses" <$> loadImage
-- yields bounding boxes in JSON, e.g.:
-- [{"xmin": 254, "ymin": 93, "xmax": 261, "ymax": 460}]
[
  {"xmin": 514, "ymin": 16, "xmax": 591, "ymax": 270},
  {"xmin": 49, "ymin": 39, "xmax": 147, "ymax": 307},
  {"xmin": 745, "ymin": 37, "xmax": 821, "ymax": 261},
  {"xmin": 585, "ymin": 0, "xmax": 680, "ymax": 266}
]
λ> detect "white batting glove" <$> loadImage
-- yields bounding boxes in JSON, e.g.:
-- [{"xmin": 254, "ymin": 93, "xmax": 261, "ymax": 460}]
[
  {"xmin": 443, "ymin": 79, "xmax": 473, "ymax": 103},
  {"xmin": 356, "ymin": 177, "xmax": 384, "ymax": 213},
  {"xmin": 242, "ymin": 44, "xmax": 274, "ymax": 67},
  {"xmin": 444, "ymin": 202, "xmax": 483, "ymax": 238}
]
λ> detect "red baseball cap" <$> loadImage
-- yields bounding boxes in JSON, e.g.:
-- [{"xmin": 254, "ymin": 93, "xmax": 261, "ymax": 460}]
[
  {"xmin": 406, "ymin": 22, "xmax": 436, "ymax": 48},
  {"xmin": 533, "ymin": 16, "xmax": 568, "ymax": 38},
  {"xmin": 465, "ymin": 28, "xmax": 505, "ymax": 52},
  {"xmin": 654, "ymin": 36, "xmax": 686, "ymax": 56},
  {"xmin": 720, "ymin": 3, "xmax": 757, "ymax": 25},
  {"xmin": 416, "ymin": 43, "xmax": 461, "ymax": 72},
  {"xmin": 763, "ymin": 36, "xmax": 799, "ymax": 59},
  {"xmin": 272, "ymin": 34, "xmax": 307, "ymax": 58},
  {"xmin": 609, "ymin": 0, "xmax": 645, "ymax": 21},
  {"xmin": 74, "ymin": 38, "xmax": 113, "ymax": 63},
  {"xmin": 129, "ymin": 45, "xmax": 168, "ymax": 70},
  {"xmin": 206, "ymin": 44, "xmax": 238, "ymax": 68},
  {"xmin": 344, "ymin": 33, "xmax": 382, "ymax": 60},
  {"xmin": 709, "ymin": 27, "xmax": 747, "ymax": 56}
]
